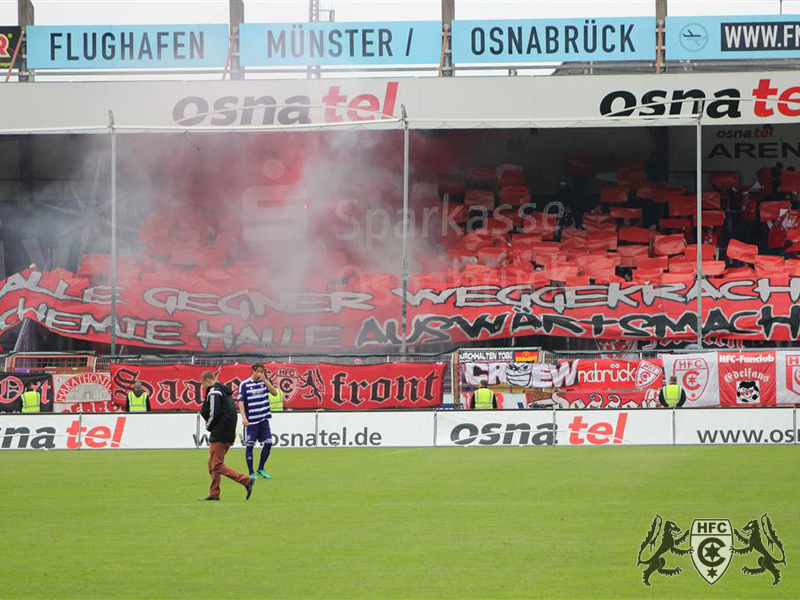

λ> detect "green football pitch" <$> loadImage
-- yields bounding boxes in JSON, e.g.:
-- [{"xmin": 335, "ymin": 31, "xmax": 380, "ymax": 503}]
[{"xmin": 2, "ymin": 446, "xmax": 798, "ymax": 599}]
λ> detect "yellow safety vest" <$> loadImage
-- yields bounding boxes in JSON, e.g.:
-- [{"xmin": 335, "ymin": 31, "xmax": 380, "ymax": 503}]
[
  {"xmin": 662, "ymin": 384, "xmax": 682, "ymax": 406},
  {"xmin": 21, "ymin": 390, "xmax": 40, "ymax": 413},
  {"xmin": 474, "ymin": 388, "xmax": 494, "ymax": 410},
  {"xmin": 269, "ymin": 390, "xmax": 284, "ymax": 412},
  {"xmin": 127, "ymin": 391, "xmax": 148, "ymax": 412}
]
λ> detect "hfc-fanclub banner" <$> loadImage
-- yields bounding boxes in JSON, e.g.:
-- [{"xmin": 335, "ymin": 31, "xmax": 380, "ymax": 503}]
[
  {"xmin": 661, "ymin": 351, "xmax": 800, "ymax": 406},
  {"xmin": 8, "ymin": 269, "xmax": 800, "ymax": 351},
  {"xmin": 452, "ymin": 17, "xmax": 655, "ymax": 63},
  {"xmin": 110, "ymin": 362, "xmax": 446, "ymax": 411}
]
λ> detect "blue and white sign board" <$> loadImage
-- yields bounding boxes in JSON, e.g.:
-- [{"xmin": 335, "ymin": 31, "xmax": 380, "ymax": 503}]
[
  {"xmin": 452, "ymin": 18, "xmax": 655, "ymax": 63},
  {"xmin": 668, "ymin": 15, "xmax": 800, "ymax": 60},
  {"xmin": 240, "ymin": 21, "xmax": 442, "ymax": 66},
  {"xmin": 26, "ymin": 24, "xmax": 230, "ymax": 69}
]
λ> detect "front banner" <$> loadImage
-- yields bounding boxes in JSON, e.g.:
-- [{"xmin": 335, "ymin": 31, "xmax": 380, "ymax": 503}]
[{"xmin": 110, "ymin": 362, "xmax": 445, "ymax": 411}]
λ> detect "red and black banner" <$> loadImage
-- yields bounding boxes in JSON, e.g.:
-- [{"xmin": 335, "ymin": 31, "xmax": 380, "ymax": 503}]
[
  {"xmin": 0, "ymin": 371, "xmax": 54, "ymax": 413},
  {"xmin": 7, "ymin": 268, "xmax": 800, "ymax": 351},
  {"xmin": 110, "ymin": 362, "xmax": 446, "ymax": 411}
]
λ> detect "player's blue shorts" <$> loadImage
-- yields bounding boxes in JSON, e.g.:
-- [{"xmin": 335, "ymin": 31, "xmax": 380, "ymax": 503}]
[{"xmin": 245, "ymin": 419, "xmax": 272, "ymax": 446}]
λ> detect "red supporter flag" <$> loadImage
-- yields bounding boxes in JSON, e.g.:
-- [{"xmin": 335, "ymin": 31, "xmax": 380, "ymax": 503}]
[
  {"xmin": 600, "ymin": 186, "xmax": 629, "ymax": 204},
  {"xmin": 618, "ymin": 227, "xmax": 651, "ymax": 244},
  {"xmin": 695, "ymin": 210, "xmax": 725, "ymax": 227},
  {"xmin": 636, "ymin": 181, "xmax": 667, "ymax": 201},
  {"xmin": 585, "ymin": 221, "xmax": 618, "ymax": 233},
  {"xmin": 669, "ymin": 195, "xmax": 696, "ymax": 217},
  {"xmin": 755, "ymin": 255, "xmax": 785, "ymax": 274},
  {"xmin": 727, "ymin": 239, "xmax": 758, "ymax": 263},
  {"xmin": 619, "ymin": 245, "xmax": 649, "ymax": 267},
  {"xmin": 779, "ymin": 171, "xmax": 800, "ymax": 192},
  {"xmin": 702, "ymin": 191, "xmax": 722, "ymax": 209},
  {"xmin": 438, "ymin": 179, "xmax": 466, "ymax": 196},
  {"xmin": 653, "ymin": 234, "xmax": 687, "ymax": 256},
  {"xmin": 660, "ymin": 218, "xmax": 692, "ymax": 230},
  {"xmin": 757, "ymin": 167, "xmax": 774, "ymax": 196},
  {"xmin": 638, "ymin": 257, "xmax": 668, "ymax": 270},
  {"xmin": 708, "ymin": 172, "xmax": 739, "ymax": 190},
  {"xmin": 683, "ymin": 244, "xmax": 716, "ymax": 261},
  {"xmin": 760, "ymin": 200, "xmax": 791, "ymax": 223},
  {"xmin": 610, "ymin": 207, "xmax": 642, "ymax": 220},
  {"xmin": 632, "ymin": 268, "xmax": 663, "ymax": 282},
  {"xmin": 560, "ymin": 228, "xmax": 587, "ymax": 240},
  {"xmin": 564, "ymin": 154, "xmax": 594, "ymax": 177},
  {"xmin": 617, "ymin": 161, "xmax": 647, "ymax": 187},
  {"xmin": 583, "ymin": 213, "xmax": 612, "ymax": 226},
  {"xmin": 724, "ymin": 266, "xmax": 756, "ymax": 278}
]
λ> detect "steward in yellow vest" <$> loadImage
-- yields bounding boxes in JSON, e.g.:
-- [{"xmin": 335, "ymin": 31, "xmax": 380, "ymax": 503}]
[
  {"xmin": 126, "ymin": 382, "xmax": 151, "ymax": 412},
  {"xmin": 470, "ymin": 381, "xmax": 497, "ymax": 410},
  {"xmin": 21, "ymin": 382, "xmax": 41, "ymax": 413},
  {"xmin": 269, "ymin": 389, "xmax": 284, "ymax": 412},
  {"xmin": 659, "ymin": 376, "xmax": 687, "ymax": 408}
]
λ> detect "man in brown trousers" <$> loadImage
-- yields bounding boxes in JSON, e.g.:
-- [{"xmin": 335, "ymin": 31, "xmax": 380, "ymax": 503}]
[{"xmin": 199, "ymin": 370, "xmax": 254, "ymax": 501}]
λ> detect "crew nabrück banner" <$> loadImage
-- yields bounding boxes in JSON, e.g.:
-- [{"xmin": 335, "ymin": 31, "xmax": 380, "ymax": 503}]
[
  {"xmin": 0, "ymin": 372, "xmax": 54, "ymax": 413},
  {"xmin": 8, "ymin": 269, "xmax": 800, "ymax": 351},
  {"xmin": 461, "ymin": 358, "xmax": 663, "ymax": 389},
  {"xmin": 110, "ymin": 362, "xmax": 446, "ymax": 411}
]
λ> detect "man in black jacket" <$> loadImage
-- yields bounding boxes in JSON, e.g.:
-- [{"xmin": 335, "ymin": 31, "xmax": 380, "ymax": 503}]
[{"xmin": 199, "ymin": 371, "xmax": 253, "ymax": 501}]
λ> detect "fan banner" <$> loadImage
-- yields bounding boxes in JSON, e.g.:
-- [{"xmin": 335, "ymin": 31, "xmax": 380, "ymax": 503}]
[
  {"xmin": 547, "ymin": 389, "xmax": 661, "ymax": 409},
  {"xmin": 718, "ymin": 351, "xmax": 777, "ymax": 406},
  {"xmin": 461, "ymin": 358, "xmax": 662, "ymax": 389},
  {"xmin": 110, "ymin": 362, "xmax": 446, "ymax": 412},
  {"xmin": 10, "ymin": 269, "xmax": 800, "ymax": 350},
  {"xmin": 54, "ymin": 401, "xmax": 124, "ymax": 414},
  {"xmin": 54, "ymin": 373, "xmax": 112, "ymax": 403},
  {"xmin": 0, "ymin": 372, "xmax": 54, "ymax": 413},
  {"xmin": 660, "ymin": 353, "xmax": 720, "ymax": 407},
  {"xmin": 776, "ymin": 351, "xmax": 800, "ymax": 404}
]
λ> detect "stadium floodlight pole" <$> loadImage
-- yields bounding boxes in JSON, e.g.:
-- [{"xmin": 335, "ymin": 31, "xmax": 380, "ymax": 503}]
[
  {"xmin": 109, "ymin": 110, "xmax": 117, "ymax": 357},
  {"xmin": 695, "ymin": 102, "xmax": 704, "ymax": 348},
  {"xmin": 401, "ymin": 104, "xmax": 410, "ymax": 355}
]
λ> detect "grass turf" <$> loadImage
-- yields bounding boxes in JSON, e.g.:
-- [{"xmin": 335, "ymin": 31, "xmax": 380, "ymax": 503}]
[{"xmin": 1, "ymin": 446, "xmax": 798, "ymax": 599}]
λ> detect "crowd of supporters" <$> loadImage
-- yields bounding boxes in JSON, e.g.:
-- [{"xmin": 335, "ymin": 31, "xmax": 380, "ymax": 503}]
[{"xmin": 69, "ymin": 156, "xmax": 800, "ymax": 296}]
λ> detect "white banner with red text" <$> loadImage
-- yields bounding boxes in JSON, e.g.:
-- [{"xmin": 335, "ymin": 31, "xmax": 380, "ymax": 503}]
[{"xmin": 1, "ymin": 408, "xmax": 797, "ymax": 450}]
